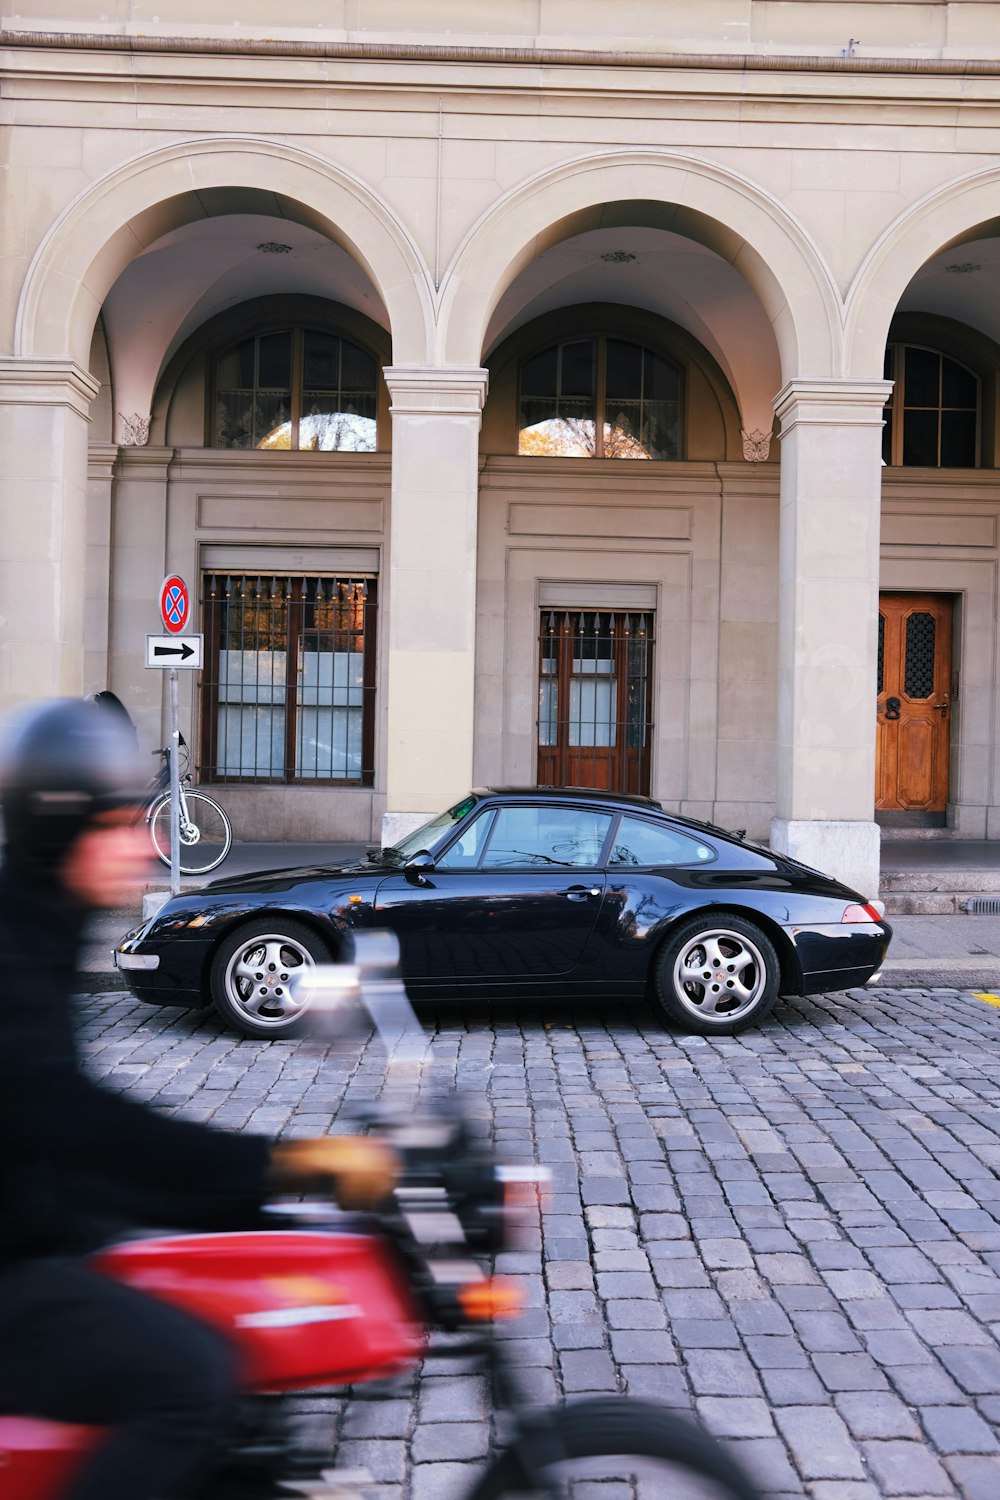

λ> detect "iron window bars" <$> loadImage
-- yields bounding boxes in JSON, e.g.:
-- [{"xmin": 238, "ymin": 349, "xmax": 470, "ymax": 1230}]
[{"xmin": 200, "ymin": 574, "xmax": 377, "ymax": 786}]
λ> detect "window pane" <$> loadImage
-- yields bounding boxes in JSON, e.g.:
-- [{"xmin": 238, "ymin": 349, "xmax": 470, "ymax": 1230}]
[
  {"xmin": 902, "ymin": 409, "xmax": 938, "ymax": 466},
  {"xmin": 296, "ymin": 645, "xmax": 365, "ymax": 779},
  {"xmin": 300, "ymin": 393, "xmax": 377, "ymax": 451},
  {"xmin": 641, "ymin": 402, "xmax": 680, "ymax": 460},
  {"xmin": 883, "ymin": 346, "xmax": 895, "ymax": 383},
  {"xmin": 604, "ymin": 403, "xmax": 646, "ymax": 458},
  {"xmin": 341, "ymin": 342, "xmax": 378, "ymax": 390},
  {"xmin": 569, "ymin": 676, "xmax": 616, "ymax": 746},
  {"xmin": 520, "ymin": 346, "xmax": 558, "ymax": 398},
  {"xmin": 882, "ymin": 410, "xmax": 893, "ymax": 466},
  {"xmin": 255, "ymin": 392, "xmax": 293, "ymax": 449},
  {"xmin": 904, "ymin": 346, "xmax": 939, "ymax": 407},
  {"xmin": 940, "ymin": 409, "xmax": 977, "ymax": 468},
  {"xmin": 520, "ymin": 411, "xmax": 596, "ymax": 457},
  {"xmin": 302, "ymin": 331, "xmax": 340, "ymax": 388},
  {"xmin": 560, "ymin": 340, "xmax": 596, "ymax": 397},
  {"xmin": 609, "ymin": 816, "xmax": 715, "ymax": 867},
  {"xmin": 437, "ymin": 810, "xmax": 496, "ymax": 869},
  {"xmin": 258, "ymin": 331, "xmax": 292, "ymax": 390},
  {"xmin": 941, "ymin": 356, "xmax": 977, "ymax": 409},
  {"xmin": 481, "ymin": 806, "xmax": 612, "ymax": 869},
  {"xmin": 217, "ymin": 338, "xmax": 255, "ymax": 389},
  {"xmin": 215, "ymin": 391, "xmax": 255, "ymax": 448},
  {"xmin": 644, "ymin": 348, "xmax": 680, "ymax": 401},
  {"xmin": 605, "ymin": 340, "xmax": 642, "ymax": 398}
]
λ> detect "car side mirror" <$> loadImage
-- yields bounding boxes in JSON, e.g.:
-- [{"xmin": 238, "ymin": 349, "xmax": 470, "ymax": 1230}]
[{"xmin": 403, "ymin": 849, "xmax": 435, "ymax": 884}]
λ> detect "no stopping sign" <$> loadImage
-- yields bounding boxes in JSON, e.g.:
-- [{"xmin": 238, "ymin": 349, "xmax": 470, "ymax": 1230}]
[{"xmin": 160, "ymin": 575, "xmax": 190, "ymax": 635}]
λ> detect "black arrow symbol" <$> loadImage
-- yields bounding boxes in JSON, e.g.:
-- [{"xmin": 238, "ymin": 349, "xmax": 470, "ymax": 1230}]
[{"xmin": 154, "ymin": 643, "xmax": 194, "ymax": 660}]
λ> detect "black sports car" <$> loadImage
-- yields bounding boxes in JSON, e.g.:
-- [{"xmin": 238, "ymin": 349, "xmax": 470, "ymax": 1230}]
[{"xmin": 115, "ymin": 787, "xmax": 891, "ymax": 1039}]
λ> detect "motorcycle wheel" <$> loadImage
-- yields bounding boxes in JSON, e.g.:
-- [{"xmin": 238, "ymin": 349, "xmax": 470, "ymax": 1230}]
[{"xmin": 466, "ymin": 1397, "xmax": 763, "ymax": 1500}]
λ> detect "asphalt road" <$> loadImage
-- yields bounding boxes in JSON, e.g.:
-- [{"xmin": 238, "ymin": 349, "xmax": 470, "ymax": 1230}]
[{"xmin": 75, "ymin": 980, "xmax": 1000, "ymax": 1499}]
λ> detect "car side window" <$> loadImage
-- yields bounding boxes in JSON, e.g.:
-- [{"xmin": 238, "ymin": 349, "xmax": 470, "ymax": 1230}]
[
  {"xmin": 481, "ymin": 807, "xmax": 613, "ymax": 870},
  {"xmin": 608, "ymin": 815, "xmax": 715, "ymax": 867},
  {"xmin": 436, "ymin": 810, "xmax": 496, "ymax": 870}
]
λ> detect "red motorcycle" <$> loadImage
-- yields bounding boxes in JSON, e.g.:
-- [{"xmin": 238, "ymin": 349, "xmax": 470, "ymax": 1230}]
[{"xmin": 0, "ymin": 949, "xmax": 763, "ymax": 1500}]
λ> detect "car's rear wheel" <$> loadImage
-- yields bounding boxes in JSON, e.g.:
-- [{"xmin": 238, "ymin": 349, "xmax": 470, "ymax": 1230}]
[
  {"xmin": 210, "ymin": 919, "xmax": 332, "ymax": 1038},
  {"xmin": 654, "ymin": 913, "xmax": 779, "ymax": 1035}
]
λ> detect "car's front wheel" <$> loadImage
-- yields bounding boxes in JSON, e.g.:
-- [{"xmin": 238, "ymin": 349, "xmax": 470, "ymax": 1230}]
[
  {"xmin": 210, "ymin": 919, "xmax": 332, "ymax": 1038},
  {"xmin": 654, "ymin": 913, "xmax": 779, "ymax": 1035}
]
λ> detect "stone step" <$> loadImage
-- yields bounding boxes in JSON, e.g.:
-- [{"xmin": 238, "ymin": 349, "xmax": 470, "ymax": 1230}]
[
  {"xmin": 880, "ymin": 869, "xmax": 1000, "ymax": 893},
  {"xmin": 883, "ymin": 891, "xmax": 968, "ymax": 915}
]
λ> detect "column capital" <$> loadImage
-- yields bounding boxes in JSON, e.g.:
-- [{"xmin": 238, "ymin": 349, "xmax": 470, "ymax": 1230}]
[
  {"xmin": 0, "ymin": 357, "xmax": 100, "ymax": 418},
  {"xmin": 774, "ymin": 378, "xmax": 893, "ymax": 432},
  {"xmin": 384, "ymin": 365, "xmax": 489, "ymax": 417}
]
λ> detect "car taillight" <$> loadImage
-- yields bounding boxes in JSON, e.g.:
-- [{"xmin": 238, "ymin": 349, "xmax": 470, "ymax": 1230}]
[{"xmin": 841, "ymin": 902, "xmax": 883, "ymax": 923}]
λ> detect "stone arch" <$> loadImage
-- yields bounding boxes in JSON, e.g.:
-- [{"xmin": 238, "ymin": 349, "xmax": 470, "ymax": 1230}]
[
  {"xmin": 15, "ymin": 136, "xmax": 435, "ymax": 369},
  {"xmin": 436, "ymin": 150, "xmax": 842, "ymax": 397},
  {"xmin": 846, "ymin": 165, "xmax": 1000, "ymax": 379}
]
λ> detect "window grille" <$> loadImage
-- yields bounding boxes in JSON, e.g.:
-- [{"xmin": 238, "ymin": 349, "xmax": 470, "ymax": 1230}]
[
  {"xmin": 537, "ymin": 610, "xmax": 654, "ymax": 794},
  {"xmin": 904, "ymin": 612, "xmax": 936, "ymax": 699},
  {"xmin": 199, "ymin": 574, "xmax": 376, "ymax": 785}
]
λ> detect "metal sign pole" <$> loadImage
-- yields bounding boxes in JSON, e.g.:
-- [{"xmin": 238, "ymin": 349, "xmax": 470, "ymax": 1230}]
[{"xmin": 168, "ymin": 667, "xmax": 181, "ymax": 897}]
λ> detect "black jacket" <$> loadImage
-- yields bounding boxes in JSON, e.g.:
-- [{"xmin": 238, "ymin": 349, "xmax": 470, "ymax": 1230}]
[{"xmin": 0, "ymin": 866, "xmax": 272, "ymax": 1264}]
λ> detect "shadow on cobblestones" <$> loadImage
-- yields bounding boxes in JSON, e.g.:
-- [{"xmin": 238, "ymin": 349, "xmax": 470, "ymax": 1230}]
[{"xmin": 76, "ymin": 983, "xmax": 1000, "ymax": 1499}]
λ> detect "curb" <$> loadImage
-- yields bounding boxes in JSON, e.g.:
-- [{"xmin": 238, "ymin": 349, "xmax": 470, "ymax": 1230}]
[
  {"xmin": 877, "ymin": 958, "xmax": 1000, "ymax": 991},
  {"xmin": 77, "ymin": 969, "xmax": 128, "ymax": 994}
]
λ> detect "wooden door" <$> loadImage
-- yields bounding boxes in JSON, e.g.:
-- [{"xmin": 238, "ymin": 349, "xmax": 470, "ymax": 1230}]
[
  {"xmin": 537, "ymin": 610, "xmax": 653, "ymax": 795},
  {"xmin": 876, "ymin": 593, "xmax": 953, "ymax": 812}
]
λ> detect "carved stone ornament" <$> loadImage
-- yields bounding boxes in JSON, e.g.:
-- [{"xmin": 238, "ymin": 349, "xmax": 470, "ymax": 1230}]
[
  {"xmin": 741, "ymin": 427, "xmax": 772, "ymax": 463},
  {"xmin": 119, "ymin": 412, "xmax": 150, "ymax": 447}
]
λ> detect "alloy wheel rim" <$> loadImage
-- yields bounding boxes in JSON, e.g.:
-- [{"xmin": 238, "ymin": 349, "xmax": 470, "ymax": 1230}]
[
  {"xmin": 672, "ymin": 928, "xmax": 766, "ymax": 1022},
  {"xmin": 225, "ymin": 934, "xmax": 316, "ymax": 1027}
]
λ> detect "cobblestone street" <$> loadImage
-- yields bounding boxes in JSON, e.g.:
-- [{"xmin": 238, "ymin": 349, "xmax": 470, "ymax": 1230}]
[{"xmin": 77, "ymin": 984, "xmax": 1000, "ymax": 1500}]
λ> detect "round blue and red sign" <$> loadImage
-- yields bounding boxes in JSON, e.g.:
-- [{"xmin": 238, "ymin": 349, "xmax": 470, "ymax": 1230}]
[{"xmin": 160, "ymin": 575, "xmax": 190, "ymax": 635}]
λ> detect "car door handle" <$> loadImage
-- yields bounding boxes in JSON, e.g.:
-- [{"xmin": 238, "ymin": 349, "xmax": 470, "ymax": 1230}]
[{"xmin": 566, "ymin": 886, "xmax": 601, "ymax": 900}]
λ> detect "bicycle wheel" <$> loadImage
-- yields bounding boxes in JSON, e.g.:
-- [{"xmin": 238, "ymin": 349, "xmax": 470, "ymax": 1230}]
[
  {"xmin": 466, "ymin": 1398, "xmax": 762, "ymax": 1500},
  {"xmin": 149, "ymin": 790, "xmax": 233, "ymax": 876}
]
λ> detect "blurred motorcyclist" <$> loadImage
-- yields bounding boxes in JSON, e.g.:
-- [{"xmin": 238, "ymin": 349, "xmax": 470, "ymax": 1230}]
[{"xmin": 0, "ymin": 697, "xmax": 397, "ymax": 1500}]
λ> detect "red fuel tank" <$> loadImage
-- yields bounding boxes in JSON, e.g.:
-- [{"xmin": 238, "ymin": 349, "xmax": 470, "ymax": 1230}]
[{"xmin": 94, "ymin": 1229, "xmax": 424, "ymax": 1388}]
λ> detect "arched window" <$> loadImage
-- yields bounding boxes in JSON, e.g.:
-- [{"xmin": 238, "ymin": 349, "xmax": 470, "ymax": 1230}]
[
  {"xmin": 213, "ymin": 329, "xmax": 378, "ymax": 451},
  {"xmin": 882, "ymin": 345, "xmax": 979, "ymax": 467},
  {"xmin": 518, "ymin": 337, "xmax": 681, "ymax": 459}
]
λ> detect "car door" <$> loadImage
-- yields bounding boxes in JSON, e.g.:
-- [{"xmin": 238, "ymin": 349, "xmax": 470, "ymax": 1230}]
[{"xmin": 373, "ymin": 802, "xmax": 611, "ymax": 983}]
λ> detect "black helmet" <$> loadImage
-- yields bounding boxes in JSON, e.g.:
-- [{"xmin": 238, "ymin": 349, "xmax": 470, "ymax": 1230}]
[{"xmin": 0, "ymin": 697, "xmax": 145, "ymax": 876}]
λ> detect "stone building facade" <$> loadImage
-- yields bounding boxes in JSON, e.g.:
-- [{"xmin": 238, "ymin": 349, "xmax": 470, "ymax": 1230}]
[{"xmin": 5, "ymin": 2, "xmax": 1000, "ymax": 897}]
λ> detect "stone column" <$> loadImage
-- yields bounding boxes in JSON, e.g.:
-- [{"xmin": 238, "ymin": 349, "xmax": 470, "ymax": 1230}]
[
  {"xmin": 85, "ymin": 443, "xmax": 119, "ymax": 694},
  {"xmin": 0, "ymin": 359, "xmax": 99, "ymax": 707},
  {"xmin": 381, "ymin": 366, "xmax": 489, "ymax": 845},
  {"xmin": 108, "ymin": 447, "xmax": 172, "ymax": 752},
  {"xmin": 770, "ymin": 379, "xmax": 892, "ymax": 899}
]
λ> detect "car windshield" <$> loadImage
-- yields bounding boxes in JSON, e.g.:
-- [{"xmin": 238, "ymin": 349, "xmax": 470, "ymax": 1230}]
[{"xmin": 378, "ymin": 795, "xmax": 481, "ymax": 864}]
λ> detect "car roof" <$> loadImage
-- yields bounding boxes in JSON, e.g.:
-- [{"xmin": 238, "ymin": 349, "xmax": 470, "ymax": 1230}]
[{"xmin": 475, "ymin": 786, "xmax": 663, "ymax": 811}]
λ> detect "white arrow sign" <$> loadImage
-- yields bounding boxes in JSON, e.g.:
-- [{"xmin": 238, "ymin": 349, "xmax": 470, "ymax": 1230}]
[{"xmin": 145, "ymin": 633, "xmax": 204, "ymax": 670}]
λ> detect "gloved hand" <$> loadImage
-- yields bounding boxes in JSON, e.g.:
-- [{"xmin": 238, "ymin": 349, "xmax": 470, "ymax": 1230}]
[{"xmin": 269, "ymin": 1135, "xmax": 399, "ymax": 1209}]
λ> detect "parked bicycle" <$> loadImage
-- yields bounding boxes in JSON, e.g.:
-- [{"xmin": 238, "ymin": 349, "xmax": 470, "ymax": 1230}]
[{"xmin": 144, "ymin": 734, "xmax": 232, "ymax": 876}]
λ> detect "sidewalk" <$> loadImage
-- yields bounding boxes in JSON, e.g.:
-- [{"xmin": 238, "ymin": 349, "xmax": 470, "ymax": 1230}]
[{"xmin": 79, "ymin": 840, "xmax": 1000, "ymax": 995}]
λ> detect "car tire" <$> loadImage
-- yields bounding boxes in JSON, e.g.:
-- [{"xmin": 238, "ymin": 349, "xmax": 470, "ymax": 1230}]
[
  {"xmin": 210, "ymin": 919, "xmax": 332, "ymax": 1039},
  {"xmin": 653, "ymin": 913, "xmax": 779, "ymax": 1035}
]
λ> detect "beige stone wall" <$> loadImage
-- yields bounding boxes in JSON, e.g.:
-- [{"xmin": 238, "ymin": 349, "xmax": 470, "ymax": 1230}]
[
  {"xmin": 4, "ymin": 20, "xmax": 1000, "ymax": 867},
  {"xmin": 5, "ymin": 1, "xmax": 1000, "ymax": 58}
]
